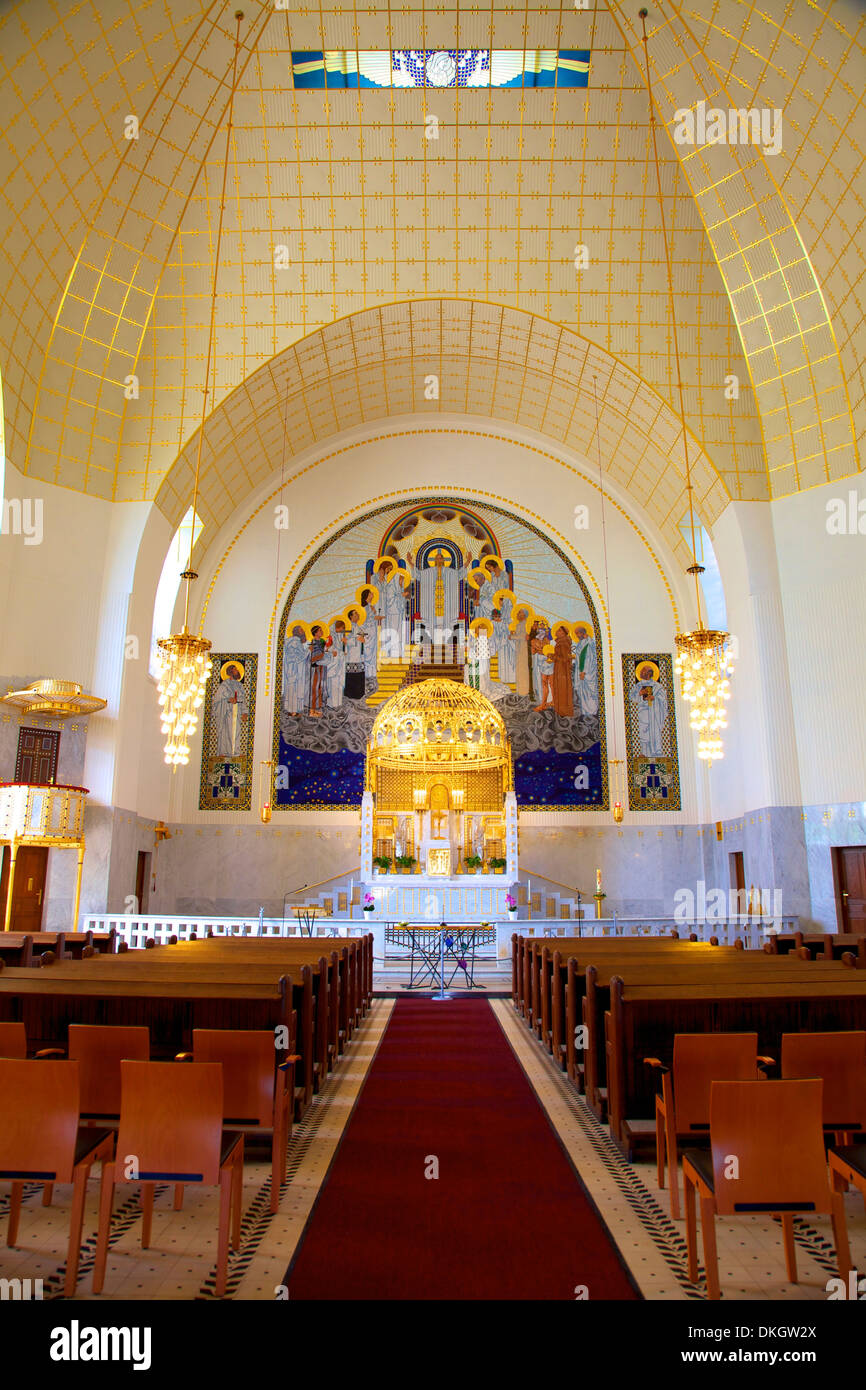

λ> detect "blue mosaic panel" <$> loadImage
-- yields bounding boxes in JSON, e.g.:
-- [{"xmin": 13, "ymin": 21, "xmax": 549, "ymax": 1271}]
[{"xmin": 621, "ymin": 653, "xmax": 681, "ymax": 812}]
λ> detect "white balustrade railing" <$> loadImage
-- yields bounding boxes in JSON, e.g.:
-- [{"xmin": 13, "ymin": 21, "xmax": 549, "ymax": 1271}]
[{"xmin": 83, "ymin": 911, "xmax": 797, "ymax": 960}]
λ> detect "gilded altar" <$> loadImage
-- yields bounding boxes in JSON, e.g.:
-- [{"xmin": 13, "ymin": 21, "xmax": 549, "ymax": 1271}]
[{"xmin": 361, "ymin": 678, "xmax": 518, "ymax": 906}]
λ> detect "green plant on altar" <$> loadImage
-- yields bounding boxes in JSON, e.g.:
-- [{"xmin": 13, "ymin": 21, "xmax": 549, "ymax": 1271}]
[
  {"xmin": 395, "ymin": 854, "xmax": 416, "ymax": 871},
  {"xmin": 372, "ymin": 855, "xmax": 392, "ymax": 872},
  {"xmin": 463, "ymin": 854, "xmax": 483, "ymax": 871},
  {"xmin": 488, "ymin": 856, "xmax": 507, "ymax": 871}
]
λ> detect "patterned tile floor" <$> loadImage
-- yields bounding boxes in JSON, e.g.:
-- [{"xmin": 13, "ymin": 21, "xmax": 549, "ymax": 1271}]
[
  {"xmin": 492, "ymin": 999, "xmax": 866, "ymax": 1302},
  {"xmin": 3, "ymin": 987, "xmax": 862, "ymax": 1301}
]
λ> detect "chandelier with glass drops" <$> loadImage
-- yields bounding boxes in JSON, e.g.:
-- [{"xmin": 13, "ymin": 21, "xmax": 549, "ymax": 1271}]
[
  {"xmin": 639, "ymin": 7, "xmax": 734, "ymax": 764},
  {"xmin": 155, "ymin": 11, "xmax": 245, "ymax": 766}
]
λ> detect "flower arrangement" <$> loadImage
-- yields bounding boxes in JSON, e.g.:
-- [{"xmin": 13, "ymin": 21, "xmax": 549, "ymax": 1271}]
[
  {"xmin": 362, "ymin": 892, "xmax": 375, "ymax": 914},
  {"xmin": 505, "ymin": 893, "xmax": 517, "ymax": 910}
]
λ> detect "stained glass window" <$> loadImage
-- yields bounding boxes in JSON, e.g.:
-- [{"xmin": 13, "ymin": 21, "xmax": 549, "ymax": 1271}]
[{"xmin": 291, "ymin": 50, "xmax": 590, "ymax": 90}]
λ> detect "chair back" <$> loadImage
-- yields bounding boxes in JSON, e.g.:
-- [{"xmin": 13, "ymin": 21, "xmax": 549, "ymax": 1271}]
[
  {"xmin": 781, "ymin": 1031, "xmax": 866, "ymax": 1130},
  {"xmin": 193, "ymin": 1029, "xmax": 275, "ymax": 1127},
  {"xmin": 0, "ymin": 1021, "xmax": 27, "ymax": 1058},
  {"xmin": 115, "ymin": 1061, "xmax": 224, "ymax": 1186},
  {"xmin": 68, "ymin": 1024, "xmax": 150, "ymax": 1115},
  {"xmin": 709, "ymin": 1078, "xmax": 830, "ymax": 1216},
  {"xmin": 0, "ymin": 1059, "xmax": 80, "ymax": 1182},
  {"xmin": 672, "ymin": 1032, "xmax": 758, "ymax": 1131}
]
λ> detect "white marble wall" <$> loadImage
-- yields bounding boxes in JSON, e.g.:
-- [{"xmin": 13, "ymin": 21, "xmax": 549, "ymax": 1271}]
[
  {"xmin": 148, "ymin": 821, "xmax": 362, "ymax": 917},
  {"xmin": 803, "ymin": 801, "xmax": 866, "ymax": 932}
]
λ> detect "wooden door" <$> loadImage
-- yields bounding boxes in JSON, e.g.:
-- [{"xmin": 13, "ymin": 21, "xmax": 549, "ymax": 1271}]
[
  {"xmin": 14, "ymin": 727, "xmax": 59, "ymax": 784},
  {"xmin": 835, "ymin": 847, "xmax": 866, "ymax": 932},
  {"xmin": 135, "ymin": 850, "xmax": 151, "ymax": 914},
  {"xmin": 0, "ymin": 845, "xmax": 49, "ymax": 932}
]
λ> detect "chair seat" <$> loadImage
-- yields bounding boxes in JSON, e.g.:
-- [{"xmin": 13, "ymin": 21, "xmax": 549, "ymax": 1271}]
[
  {"xmin": 831, "ymin": 1144, "xmax": 866, "ymax": 1181},
  {"xmin": 0, "ymin": 1127, "xmax": 113, "ymax": 1180},
  {"xmin": 683, "ymin": 1147, "xmax": 715, "ymax": 1191}
]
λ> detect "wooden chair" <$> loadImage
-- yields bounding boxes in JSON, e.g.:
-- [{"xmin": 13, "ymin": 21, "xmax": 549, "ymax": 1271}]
[
  {"xmin": 828, "ymin": 1144, "xmax": 866, "ymax": 1224},
  {"xmin": 69, "ymin": 1024, "xmax": 151, "ymax": 1121},
  {"xmin": 0, "ymin": 1059, "xmax": 113, "ymax": 1295},
  {"xmin": 186, "ymin": 1029, "xmax": 299, "ymax": 1214},
  {"xmin": 36, "ymin": 1025, "xmax": 150, "ymax": 1209},
  {"xmin": 646, "ymin": 1033, "xmax": 771, "ymax": 1219},
  {"xmin": 781, "ymin": 1031, "xmax": 866, "ymax": 1142},
  {"xmin": 92, "ymin": 1061, "xmax": 244, "ymax": 1298},
  {"xmin": 0, "ymin": 1021, "xmax": 27, "ymax": 1058},
  {"xmin": 682, "ymin": 1079, "xmax": 852, "ymax": 1299}
]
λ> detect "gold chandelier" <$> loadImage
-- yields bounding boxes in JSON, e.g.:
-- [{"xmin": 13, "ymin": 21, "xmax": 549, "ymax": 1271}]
[
  {"xmin": 1, "ymin": 679, "xmax": 107, "ymax": 720},
  {"xmin": 640, "ymin": 8, "xmax": 734, "ymax": 765},
  {"xmin": 155, "ymin": 11, "xmax": 245, "ymax": 766}
]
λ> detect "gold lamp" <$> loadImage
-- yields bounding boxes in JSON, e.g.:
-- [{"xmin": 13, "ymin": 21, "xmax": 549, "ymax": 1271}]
[
  {"xmin": 155, "ymin": 12, "xmax": 245, "ymax": 767},
  {"xmin": 639, "ymin": 9, "xmax": 734, "ymax": 764},
  {"xmin": 1, "ymin": 679, "xmax": 106, "ymax": 720}
]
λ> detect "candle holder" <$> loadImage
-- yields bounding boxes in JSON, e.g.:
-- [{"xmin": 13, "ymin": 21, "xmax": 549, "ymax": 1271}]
[{"xmin": 593, "ymin": 891, "xmax": 607, "ymax": 920}]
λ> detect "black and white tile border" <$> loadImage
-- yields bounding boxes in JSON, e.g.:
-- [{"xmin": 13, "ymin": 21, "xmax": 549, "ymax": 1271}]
[{"xmin": 491, "ymin": 1000, "xmax": 861, "ymax": 1302}]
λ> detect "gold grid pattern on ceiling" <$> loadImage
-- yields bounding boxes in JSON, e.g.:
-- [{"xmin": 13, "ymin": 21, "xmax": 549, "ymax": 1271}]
[
  {"xmin": 153, "ymin": 299, "xmax": 727, "ymax": 564},
  {"xmin": 0, "ymin": 0, "xmax": 862, "ymax": 515}
]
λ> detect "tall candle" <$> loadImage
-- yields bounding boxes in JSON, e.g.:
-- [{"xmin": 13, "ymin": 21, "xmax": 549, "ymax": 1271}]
[{"xmin": 596, "ymin": 868, "xmax": 602, "ymax": 892}]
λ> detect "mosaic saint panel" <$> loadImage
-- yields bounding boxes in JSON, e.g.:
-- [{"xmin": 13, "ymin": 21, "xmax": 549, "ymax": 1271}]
[
  {"xmin": 272, "ymin": 498, "xmax": 607, "ymax": 811},
  {"xmin": 621, "ymin": 653, "xmax": 681, "ymax": 811},
  {"xmin": 199, "ymin": 653, "xmax": 257, "ymax": 810}
]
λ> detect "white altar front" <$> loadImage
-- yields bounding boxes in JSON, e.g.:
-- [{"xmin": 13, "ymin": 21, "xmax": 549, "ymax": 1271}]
[{"xmin": 363, "ymin": 872, "xmax": 513, "ymax": 923}]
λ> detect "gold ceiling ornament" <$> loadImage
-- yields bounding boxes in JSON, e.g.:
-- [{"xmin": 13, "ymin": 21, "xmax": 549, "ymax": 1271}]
[
  {"xmin": 639, "ymin": 8, "xmax": 734, "ymax": 766},
  {"xmin": 155, "ymin": 11, "xmax": 246, "ymax": 767},
  {"xmin": 1, "ymin": 679, "xmax": 107, "ymax": 720}
]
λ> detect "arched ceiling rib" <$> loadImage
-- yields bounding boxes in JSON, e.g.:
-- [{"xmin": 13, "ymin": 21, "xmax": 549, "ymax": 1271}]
[
  {"xmin": 153, "ymin": 299, "xmax": 728, "ymax": 578},
  {"xmin": 0, "ymin": 0, "xmax": 862, "ymax": 513}
]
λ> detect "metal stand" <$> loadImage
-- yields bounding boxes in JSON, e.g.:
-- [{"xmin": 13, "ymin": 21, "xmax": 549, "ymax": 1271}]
[{"xmin": 430, "ymin": 922, "xmax": 453, "ymax": 1001}]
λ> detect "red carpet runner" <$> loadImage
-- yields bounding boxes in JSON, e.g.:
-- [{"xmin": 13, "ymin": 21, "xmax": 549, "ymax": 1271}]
[{"xmin": 286, "ymin": 998, "xmax": 639, "ymax": 1299}]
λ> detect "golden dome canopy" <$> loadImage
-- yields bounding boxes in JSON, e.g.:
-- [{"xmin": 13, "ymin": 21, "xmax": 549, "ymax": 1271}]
[
  {"xmin": 366, "ymin": 678, "xmax": 512, "ymax": 804},
  {"xmin": 370, "ymin": 677, "xmax": 507, "ymax": 753}
]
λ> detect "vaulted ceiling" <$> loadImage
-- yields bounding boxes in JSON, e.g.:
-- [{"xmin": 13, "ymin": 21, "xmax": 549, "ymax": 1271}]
[{"xmin": 0, "ymin": 0, "xmax": 862, "ymax": 549}]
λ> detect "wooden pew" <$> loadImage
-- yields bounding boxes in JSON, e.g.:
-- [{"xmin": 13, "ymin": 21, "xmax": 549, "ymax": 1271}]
[
  {"xmin": 4, "ymin": 956, "xmax": 319, "ymax": 1111},
  {"xmin": 0, "ymin": 973, "xmax": 293, "ymax": 1059},
  {"xmin": 605, "ymin": 974, "xmax": 866, "ymax": 1155},
  {"xmin": 513, "ymin": 933, "xmax": 726, "ymax": 1033},
  {"xmin": 0, "ymin": 934, "xmax": 33, "ymax": 968},
  {"xmin": 582, "ymin": 956, "xmax": 853, "ymax": 1125},
  {"xmin": 30, "ymin": 931, "xmax": 93, "ymax": 960},
  {"xmin": 1, "ymin": 931, "xmax": 373, "ymax": 1111},
  {"xmin": 30, "ymin": 931, "xmax": 67, "ymax": 961}
]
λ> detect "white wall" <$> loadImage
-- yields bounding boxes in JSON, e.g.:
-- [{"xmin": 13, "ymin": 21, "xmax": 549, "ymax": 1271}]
[{"xmin": 771, "ymin": 478, "xmax": 866, "ymax": 807}]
